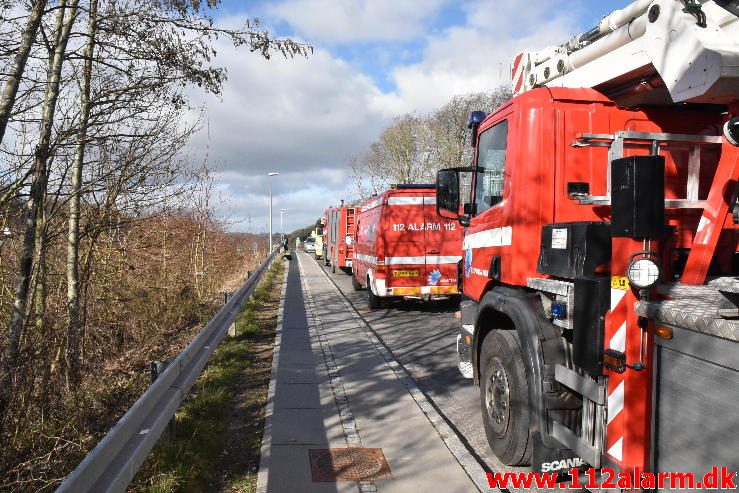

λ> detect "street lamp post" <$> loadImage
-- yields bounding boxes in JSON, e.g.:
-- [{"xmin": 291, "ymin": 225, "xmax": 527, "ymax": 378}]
[
  {"xmin": 280, "ymin": 208, "xmax": 286, "ymax": 233},
  {"xmin": 268, "ymin": 172, "xmax": 279, "ymax": 251}
]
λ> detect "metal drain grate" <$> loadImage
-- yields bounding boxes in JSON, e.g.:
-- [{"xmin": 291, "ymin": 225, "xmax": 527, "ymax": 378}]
[{"xmin": 309, "ymin": 448, "xmax": 392, "ymax": 482}]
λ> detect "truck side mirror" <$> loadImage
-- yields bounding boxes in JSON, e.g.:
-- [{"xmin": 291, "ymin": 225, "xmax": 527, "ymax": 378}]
[{"xmin": 437, "ymin": 169, "xmax": 461, "ymax": 219}]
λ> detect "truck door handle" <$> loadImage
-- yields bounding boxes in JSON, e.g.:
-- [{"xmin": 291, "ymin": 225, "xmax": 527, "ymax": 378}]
[{"xmin": 427, "ymin": 250, "xmax": 439, "ymax": 254}]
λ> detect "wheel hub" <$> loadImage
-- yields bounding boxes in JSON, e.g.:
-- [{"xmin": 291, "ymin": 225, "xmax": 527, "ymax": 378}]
[{"xmin": 485, "ymin": 358, "xmax": 510, "ymax": 437}]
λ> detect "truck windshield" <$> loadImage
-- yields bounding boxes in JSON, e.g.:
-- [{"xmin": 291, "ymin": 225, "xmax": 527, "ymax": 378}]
[{"xmin": 474, "ymin": 120, "xmax": 509, "ymax": 215}]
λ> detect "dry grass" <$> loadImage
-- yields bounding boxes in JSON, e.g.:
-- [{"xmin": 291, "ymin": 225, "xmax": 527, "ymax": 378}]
[{"xmin": 129, "ymin": 257, "xmax": 283, "ymax": 493}]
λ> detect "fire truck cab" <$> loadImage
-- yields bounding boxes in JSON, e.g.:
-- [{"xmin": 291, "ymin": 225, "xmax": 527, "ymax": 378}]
[{"xmin": 437, "ymin": 0, "xmax": 739, "ymax": 483}]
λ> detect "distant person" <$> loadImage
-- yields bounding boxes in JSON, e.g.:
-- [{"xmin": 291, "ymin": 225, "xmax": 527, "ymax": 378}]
[
  {"xmin": 295, "ymin": 237, "xmax": 301, "ymax": 250},
  {"xmin": 282, "ymin": 236, "xmax": 289, "ymax": 253}
]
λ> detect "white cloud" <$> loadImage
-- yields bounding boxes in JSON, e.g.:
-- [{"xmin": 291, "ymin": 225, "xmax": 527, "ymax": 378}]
[
  {"xmin": 209, "ymin": 168, "xmax": 357, "ymax": 234},
  {"xmin": 184, "ymin": 41, "xmax": 395, "ymax": 231},
  {"xmin": 195, "ymin": 0, "xmax": 592, "ymax": 231},
  {"xmin": 189, "ymin": 44, "xmax": 396, "ymax": 175},
  {"xmin": 267, "ymin": 0, "xmax": 450, "ymax": 43},
  {"xmin": 374, "ymin": 0, "xmax": 583, "ymax": 113}
]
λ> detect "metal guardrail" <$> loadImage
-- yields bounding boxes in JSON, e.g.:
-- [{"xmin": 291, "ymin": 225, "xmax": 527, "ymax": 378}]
[{"xmin": 56, "ymin": 249, "xmax": 279, "ymax": 493}]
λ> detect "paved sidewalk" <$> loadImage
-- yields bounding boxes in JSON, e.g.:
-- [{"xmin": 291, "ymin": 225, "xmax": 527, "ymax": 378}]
[{"xmin": 256, "ymin": 252, "xmax": 481, "ymax": 493}]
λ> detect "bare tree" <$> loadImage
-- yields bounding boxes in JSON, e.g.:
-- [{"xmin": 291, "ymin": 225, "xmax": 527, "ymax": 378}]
[
  {"xmin": 65, "ymin": 0, "xmax": 97, "ymax": 390},
  {"xmin": 0, "ymin": 0, "xmax": 80, "ymax": 433},
  {"xmin": 0, "ymin": 0, "xmax": 47, "ymax": 145},
  {"xmin": 427, "ymin": 87, "xmax": 512, "ymax": 170},
  {"xmin": 351, "ymin": 113, "xmax": 431, "ymax": 195},
  {"xmin": 0, "ymin": 0, "xmax": 312, "ymax": 476},
  {"xmin": 58, "ymin": 0, "xmax": 310, "ymax": 389},
  {"xmin": 351, "ymin": 87, "xmax": 512, "ymax": 200}
]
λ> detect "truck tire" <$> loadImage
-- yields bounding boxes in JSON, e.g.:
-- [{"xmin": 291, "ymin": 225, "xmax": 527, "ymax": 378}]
[
  {"xmin": 352, "ymin": 273, "xmax": 363, "ymax": 291},
  {"xmin": 479, "ymin": 330, "xmax": 532, "ymax": 466},
  {"xmin": 367, "ymin": 279, "xmax": 381, "ymax": 309}
]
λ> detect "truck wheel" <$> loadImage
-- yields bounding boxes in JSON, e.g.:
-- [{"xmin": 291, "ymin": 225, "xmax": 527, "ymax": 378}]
[
  {"xmin": 479, "ymin": 330, "xmax": 532, "ymax": 466},
  {"xmin": 352, "ymin": 273, "xmax": 363, "ymax": 291},
  {"xmin": 367, "ymin": 280, "xmax": 381, "ymax": 309}
]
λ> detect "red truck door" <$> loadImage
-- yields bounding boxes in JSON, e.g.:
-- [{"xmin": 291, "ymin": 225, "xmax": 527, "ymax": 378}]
[
  {"xmin": 384, "ymin": 193, "xmax": 426, "ymax": 289},
  {"xmin": 423, "ymin": 196, "xmax": 460, "ymax": 291}
]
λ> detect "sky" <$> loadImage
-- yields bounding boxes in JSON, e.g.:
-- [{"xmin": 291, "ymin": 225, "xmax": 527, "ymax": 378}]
[{"xmin": 189, "ymin": 0, "xmax": 629, "ymax": 233}]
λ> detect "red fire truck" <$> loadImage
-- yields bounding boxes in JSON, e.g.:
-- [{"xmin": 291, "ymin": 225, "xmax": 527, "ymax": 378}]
[
  {"xmin": 352, "ymin": 185, "xmax": 464, "ymax": 309},
  {"xmin": 437, "ymin": 0, "xmax": 739, "ymax": 484},
  {"xmin": 323, "ymin": 202, "xmax": 360, "ymax": 273}
]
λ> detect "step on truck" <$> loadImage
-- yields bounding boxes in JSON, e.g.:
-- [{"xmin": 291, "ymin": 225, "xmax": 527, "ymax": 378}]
[
  {"xmin": 353, "ymin": 184, "xmax": 464, "ymax": 309},
  {"xmin": 323, "ymin": 201, "xmax": 360, "ymax": 273},
  {"xmin": 436, "ymin": 0, "xmax": 739, "ymax": 486}
]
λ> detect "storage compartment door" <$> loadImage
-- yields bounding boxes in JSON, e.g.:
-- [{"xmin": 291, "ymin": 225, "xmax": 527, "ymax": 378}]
[{"xmin": 654, "ymin": 326, "xmax": 738, "ymax": 491}]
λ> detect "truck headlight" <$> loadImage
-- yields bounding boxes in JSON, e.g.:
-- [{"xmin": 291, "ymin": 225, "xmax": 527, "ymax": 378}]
[{"xmin": 627, "ymin": 257, "xmax": 660, "ymax": 289}]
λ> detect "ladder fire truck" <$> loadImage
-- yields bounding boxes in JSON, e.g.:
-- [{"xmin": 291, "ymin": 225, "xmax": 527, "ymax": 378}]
[{"xmin": 436, "ymin": 0, "xmax": 739, "ymax": 486}]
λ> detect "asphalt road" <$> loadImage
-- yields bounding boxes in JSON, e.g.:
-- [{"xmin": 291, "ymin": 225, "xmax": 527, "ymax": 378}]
[{"xmin": 312, "ymin": 256, "xmax": 540, "ymax": 491}]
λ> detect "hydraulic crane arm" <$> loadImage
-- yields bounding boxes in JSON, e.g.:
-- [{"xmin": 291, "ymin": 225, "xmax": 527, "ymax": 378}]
[{"xmin": 512, "ymin": 0, "xmax": 739, "ymax": 106}]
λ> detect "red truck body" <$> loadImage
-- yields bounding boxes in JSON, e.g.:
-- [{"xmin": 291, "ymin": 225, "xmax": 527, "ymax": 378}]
[
  {"xmin": 323, "ymin": 204, "xmax": 360, "ymax": 271},
  {"xmin": 438, "ymin": 86, "xmax": 739, "ymax": 477},
  {"xmin": 353, "ymin": 185, "xmax": 464, "ymax": 304}
]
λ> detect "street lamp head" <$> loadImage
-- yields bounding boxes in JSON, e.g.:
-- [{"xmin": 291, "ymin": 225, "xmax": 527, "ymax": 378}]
[{"xmin": 268, "ymin": 172, "xmax": 279, "ymax": 176}]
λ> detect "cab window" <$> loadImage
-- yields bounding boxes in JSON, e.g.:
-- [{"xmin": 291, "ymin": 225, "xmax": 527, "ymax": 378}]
[{"xmin": 474, "ymin": 120, "xmax": 508, "ymax": 215}]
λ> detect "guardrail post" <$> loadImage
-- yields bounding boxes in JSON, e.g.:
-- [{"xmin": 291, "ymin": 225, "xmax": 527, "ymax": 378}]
[
  {"xmin": 150, "ymin": 361, "xmax": 175, "ymax": 439},
  {"xmin": 149, "ymin": 360, "xmax": 169, "ymax": 384},
  {"xmin": 228, "ymin": 315, "xmax": 237, "ymax": 338},
  {"xmin": 225, "ymin": 291, "xmax": 238, "ymax": 338}
]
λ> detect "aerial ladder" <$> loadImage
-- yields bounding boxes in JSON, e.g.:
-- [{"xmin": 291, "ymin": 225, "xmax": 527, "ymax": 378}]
[{"xmin": 513, "ymin": 0, "xmax": 739, "ymax": 107}]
